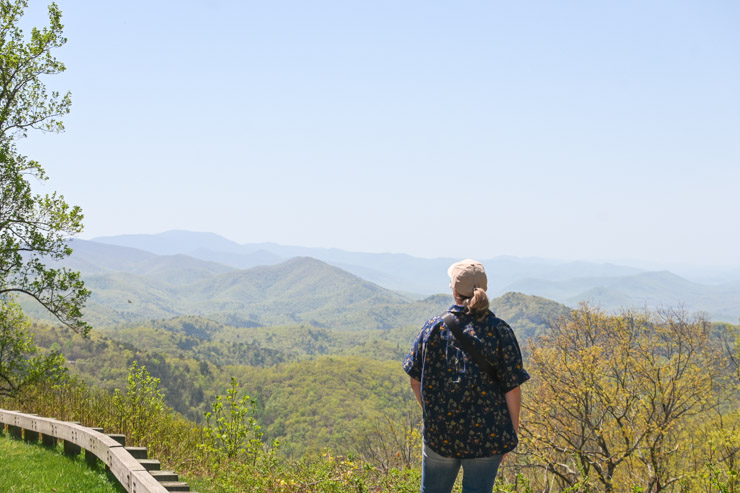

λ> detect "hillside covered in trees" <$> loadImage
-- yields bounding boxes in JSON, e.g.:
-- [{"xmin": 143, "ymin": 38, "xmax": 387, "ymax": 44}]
[
  {"xmin": 11, "ymin": 300, "xmax": 740, "ymax": 492},
  {"xmin": 5, "ymin": 217, "xmax": 739, "ymax": 491},
  {"xmin": 10, "ymin": 238, "xmax": 739, "ymax": 491},
  {"xmin": 26, "ymin": 287, "xmax": 566, "ymax": 447}
]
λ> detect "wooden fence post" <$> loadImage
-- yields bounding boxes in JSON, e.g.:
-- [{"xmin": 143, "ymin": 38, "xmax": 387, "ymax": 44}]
[
  {"xmin": 9, "ymin": 423, "xmax": 22, "ymax": 439},
  {"xmin": 40, "ymin": 417, "xmax": 58, "ymax": 448},
  {"xmin": 41, "ymin": 418, "xmax": 58, "ymax": 448},
  {"xmin": 86, "ymin": 427, "xmax": 105, "ymax": 466},
  {"xmin": 62, "ymin": 421, "xmax": 82, "ymax": 456},
  {"xmin": 108, "ymin": 433, "xmax": 126, "ymax": 446},
  {"xmin": 23, "ymin": 413, "xmax": 39, "ymax": 443}
]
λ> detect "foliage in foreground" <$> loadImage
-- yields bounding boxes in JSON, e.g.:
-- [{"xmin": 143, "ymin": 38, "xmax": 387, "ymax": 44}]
[
  {"xmin": 2, "ymin": 362, "xmax": 426, "ymax": 492},
  {"xmin": 0, "ymin": 302, "xmax": 66, "ymax": 397},
  {"xmin": 0, "ymin": 0, "xmax": 88, "ymax": 400},
  {"xmin": 520, "ymin": 306, "xmax": 740, "ymax": 492},
  {"xmin": 3, "ymin": 305, "xmax": 739, "ymax": 492}
]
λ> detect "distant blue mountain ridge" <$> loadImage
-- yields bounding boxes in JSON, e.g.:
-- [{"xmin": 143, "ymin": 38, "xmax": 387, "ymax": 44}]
[{"xmin": 78, "ymin": 231, "xmax": 740, "ymax": 323}]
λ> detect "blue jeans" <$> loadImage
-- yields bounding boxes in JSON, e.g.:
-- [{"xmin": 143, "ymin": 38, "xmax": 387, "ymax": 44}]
[{"xmin": 421, "ymin": 442, "xmax": 503, "ymax": 493}]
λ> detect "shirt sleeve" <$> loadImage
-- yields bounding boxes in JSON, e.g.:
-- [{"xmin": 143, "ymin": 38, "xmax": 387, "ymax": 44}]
[
  {"xmin": 491, "ymin": 320, "xmax": 530, "ymax": 393},
  {"xmin": 403, "ymin": 324, "xmax": 426, "ymax": 381}
]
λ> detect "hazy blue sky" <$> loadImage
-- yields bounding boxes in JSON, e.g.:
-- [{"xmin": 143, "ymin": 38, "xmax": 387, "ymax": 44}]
[{"xmin": 17, "ymin": 1, "xmax": 740, "ymax": 266}]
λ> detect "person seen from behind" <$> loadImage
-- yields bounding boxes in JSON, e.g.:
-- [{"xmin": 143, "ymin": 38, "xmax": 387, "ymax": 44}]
[{"xmin": 403, "ymin": 259, "xmax": 530, "ymax": 493}]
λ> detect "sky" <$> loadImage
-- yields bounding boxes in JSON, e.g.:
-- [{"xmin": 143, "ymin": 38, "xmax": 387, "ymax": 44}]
[{"xmin": 15, "ymin": 0, "xmax": 740, "ymax": 267}]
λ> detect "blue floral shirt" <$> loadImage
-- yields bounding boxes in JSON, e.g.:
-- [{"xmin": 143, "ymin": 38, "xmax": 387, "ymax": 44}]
[{"xmin": 403, "ymin": 305, "xmax": 530, "ymax": 458}]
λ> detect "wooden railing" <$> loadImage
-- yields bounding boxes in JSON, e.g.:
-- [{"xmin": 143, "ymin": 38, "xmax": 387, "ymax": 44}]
[{"xmin": 0, "ymin": 409, "xmax": 196, "ymax": 493}]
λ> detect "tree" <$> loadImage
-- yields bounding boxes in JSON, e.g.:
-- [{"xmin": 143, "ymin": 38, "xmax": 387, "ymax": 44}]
[
  {"xmin": 520, "ymin": 305, "xmax": 731, "ymax": 492},
  {"xmin": 202, "ymin": 377, "xmax": 266, "ymax": 463},
  {"xmin": 353, "ymin": 405, "xmax": 422, "ymax": 473},
  {"xmin": 1, "ymin": 147, "xmax": 88, "ymax": 331},
  {"xmin": 0, "ymin": 301, "xmax": 65, "ymax": 396},
  {"xmin": 111, "ymin": 362, "xmax": 166, "ymax": 445},
  {"xmin": 0, "ymin": 0, "xmax": 71, "ymax": 139},
  {"xmin": 0, "ymin": 0, "xmax": 88, "ymax": 397}
]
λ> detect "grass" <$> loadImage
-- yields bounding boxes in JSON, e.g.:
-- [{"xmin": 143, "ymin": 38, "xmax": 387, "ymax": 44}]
[{"xmin": 0, "ymin": 431, "xmax": 126, "ymax": 493}]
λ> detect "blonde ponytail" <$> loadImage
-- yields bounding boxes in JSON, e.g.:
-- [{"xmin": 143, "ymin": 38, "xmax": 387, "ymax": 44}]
[{"xmin": 462, "ymin": 287, "xmax": 489, "ymax": 320}]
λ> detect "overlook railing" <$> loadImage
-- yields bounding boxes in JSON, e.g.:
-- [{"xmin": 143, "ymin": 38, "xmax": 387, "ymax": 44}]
[{"xmin": 0, "ymin": 409, "xmax": 195, "ymax": 493}]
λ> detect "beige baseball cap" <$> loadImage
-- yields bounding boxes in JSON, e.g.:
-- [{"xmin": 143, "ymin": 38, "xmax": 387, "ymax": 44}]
[{"xmin": 447, "ymin": 259, "xmax": 487, "ymax": 298}]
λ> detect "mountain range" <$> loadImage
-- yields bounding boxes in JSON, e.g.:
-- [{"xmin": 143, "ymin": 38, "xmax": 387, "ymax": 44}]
[{"xmin": 26, "ymin": 231, "xmax": 740, "ymax": 325}]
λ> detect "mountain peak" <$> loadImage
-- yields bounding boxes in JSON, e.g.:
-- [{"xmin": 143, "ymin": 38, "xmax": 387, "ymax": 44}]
[{"xmin": 92, "ymin": 231, "xmax": 244, "ymax": 255}]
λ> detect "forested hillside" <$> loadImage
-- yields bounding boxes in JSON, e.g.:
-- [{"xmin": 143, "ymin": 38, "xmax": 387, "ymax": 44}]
[
  {"xmin": 29, "ymin": 254, "xmax": 459, "ymax": 330},
  {"xmin": 19, "ymin": 300, "xmax": 740, "ymax": 491},
  {"xmin": 12, "ymin": 235, "xmax": 740, "ymax": 490},
  {"xmin": 87, "ymin": 232, "xmax": 740, "ymax": 322},
  {"xmin": 26, "ymin": 290, "xmax": 567, "ymax": 452}
]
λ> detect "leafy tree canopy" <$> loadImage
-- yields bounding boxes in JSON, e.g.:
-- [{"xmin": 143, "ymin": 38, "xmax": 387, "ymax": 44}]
[
  {"xmin": 0, "ymin": 0, "xmax": 70, "ymax": 139},
  {"xmin": 0, "ymin": 0, "xmax": 88, "ymax": 396},
  {"xmin": 0, "ymin": 301, "xmax": 65, "ymax": 396},
  {"xmin": 521, "ymin": 305, "xmax": 734, "ymax": 492},
  {"xmin": 0, "ymin": 147, "xmax": 88, "ymax": 332}
]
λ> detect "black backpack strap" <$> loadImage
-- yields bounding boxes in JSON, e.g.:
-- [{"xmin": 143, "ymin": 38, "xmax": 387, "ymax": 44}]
[{"xmin": 441, "ymin": 312, "xmax": 500, "ymax": 383}]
